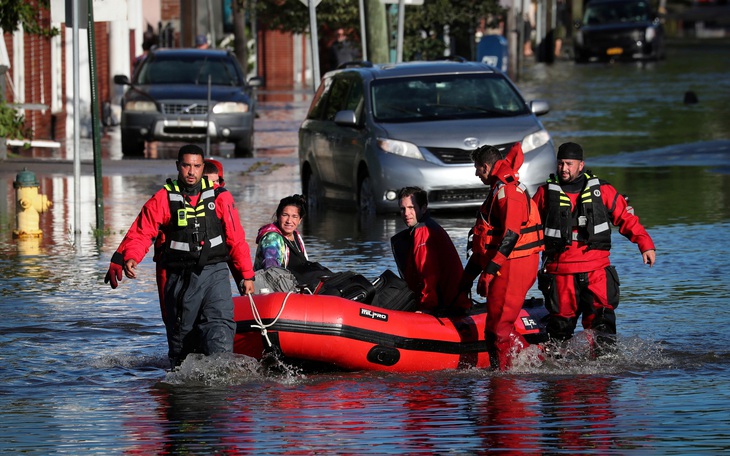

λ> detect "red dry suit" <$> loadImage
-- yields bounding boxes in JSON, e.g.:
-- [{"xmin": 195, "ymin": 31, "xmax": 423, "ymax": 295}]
[
  {"xmin": 391, "ymin": 214, "xmax": 471, "ymax": 314},
  {"xmin": 110, "ymin": 178, "xmax": 254, "ymax": 362},
  {"xmin": 113, "ymin": 177, "xmax": 227, "ymax": 318},
  {"xmin": 532, "ymin": 173, "xmax": 655, "ymax": 340},
  {"xmin": 463, "ymin": 144, "xmax": 544, "ymax": 370}
]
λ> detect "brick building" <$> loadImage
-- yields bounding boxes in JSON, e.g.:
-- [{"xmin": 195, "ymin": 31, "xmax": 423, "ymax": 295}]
[{"xmin": 1, "ymin": 0, "xmax": 307, "ymax": 156}]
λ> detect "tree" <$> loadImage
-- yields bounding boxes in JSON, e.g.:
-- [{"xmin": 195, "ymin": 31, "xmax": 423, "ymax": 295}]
[
  {"xmin": 254, "ymin": 0, "xmax": 360, "ymax": 35},
  {"xmin": 1, "ymin": 0, "xmax": 57, "ymax": 37},
  {"xmin": 402, "ymin": 0, "xmax": 504, "ymax": 61},
  {"xmin": 253, "ymin": 0, "xmax": 362, "ymax": 72},
  {"xmin": 253, "ymin": 0, "xmax": 503, "ymax": 63},
  {"xmin": 231, "ymin": 0, "xmax": 249, "ymax": 74}
]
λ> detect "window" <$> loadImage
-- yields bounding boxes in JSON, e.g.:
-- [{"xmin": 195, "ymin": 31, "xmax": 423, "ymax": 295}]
[{"xmin": 371, "ymin": 74, "xmax": 528, "ymax": 122}]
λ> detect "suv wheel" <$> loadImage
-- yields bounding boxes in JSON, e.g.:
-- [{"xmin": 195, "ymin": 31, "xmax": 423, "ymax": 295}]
[
  {"xmin": 304, "ymin": 167, "xmax": 322, "ymax": 210},
  {"xmin": 234, "ymin": 134, "xmax": 254, "ymax": 158},
  {"xmin": 358, "ymin": 175, "xmax": 376, "ymax": 215},
  {"xmin": 121, "ymin": 132, "xmax": 145, "ymax": 157}
]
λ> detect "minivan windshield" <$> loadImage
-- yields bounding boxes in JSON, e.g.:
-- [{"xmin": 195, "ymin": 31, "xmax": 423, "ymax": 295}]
[{"xmin": 371, "ymin": 73, "xmax": 528, "ymax": 122}]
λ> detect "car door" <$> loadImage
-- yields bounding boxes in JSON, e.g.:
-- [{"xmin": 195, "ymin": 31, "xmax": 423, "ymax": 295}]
[
  {"xmin": 300, "ymin": 77, "xmax": 337, "ymax": 190},
  {"xmin": 323, "ymin": 74, "xmax": 367, "ymax": 199}
]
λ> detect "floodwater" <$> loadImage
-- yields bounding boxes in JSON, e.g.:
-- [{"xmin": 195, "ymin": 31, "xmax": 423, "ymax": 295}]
[{"xmin": 1, "ymin": 44, "xmax": 730, "ymax": 454}]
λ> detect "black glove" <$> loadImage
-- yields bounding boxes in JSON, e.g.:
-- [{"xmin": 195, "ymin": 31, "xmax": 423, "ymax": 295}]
[{"xmin": 459, "ymin": 258, "xmax": 482, "ymax": 293}]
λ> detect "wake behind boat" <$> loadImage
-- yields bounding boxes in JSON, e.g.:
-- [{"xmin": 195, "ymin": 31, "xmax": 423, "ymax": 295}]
[{"xmin": 233, "ymin": 291, "xmax": 548, "ymax": 372}]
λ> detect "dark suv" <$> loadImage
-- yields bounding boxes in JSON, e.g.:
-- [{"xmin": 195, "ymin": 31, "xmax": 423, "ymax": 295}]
[
  {"xmin": 298, "ymin": 60, "xmax": 556, "ymax": 213},
  {"xmin": 574, "ymin": 0, "xmax": 665, "ymax": 63},
  {"xmin": 114, "ymin": 48, "xmax": 261, "ymax": 157}
]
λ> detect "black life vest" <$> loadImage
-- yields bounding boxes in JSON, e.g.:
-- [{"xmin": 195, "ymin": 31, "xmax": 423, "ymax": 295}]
[
  {"xmin": 543, "ymin": 172, "xmax": 612, "ymax": 254},
  {"xmin": 159, "ymin": 178, "xmax": 229, "ymax": 270}
]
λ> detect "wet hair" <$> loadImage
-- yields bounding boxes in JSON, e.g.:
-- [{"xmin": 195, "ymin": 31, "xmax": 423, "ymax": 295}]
[
  {"xmin": 177, "ymin": 144, "xmax": 204, "ymax": 162},
  {"xmin": 397, "ymin": 186, "xmax": 428, "ymax": 209},
  {"xmin": 274, "ymin": 194, "xmax": 307, "ymax": 221},
  {"xmin": 203, "ymin": 161, "xmax": 221, "ymax": 185},
  {"xmin": 203, "ymin": 161, "xmax": 218, "ymax": 175},
  {"xmin": 470, "ymin": 145, "xmax": 502, "ymax": 167}
]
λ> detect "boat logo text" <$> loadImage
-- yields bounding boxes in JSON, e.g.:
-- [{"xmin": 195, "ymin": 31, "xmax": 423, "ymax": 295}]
[{"xmin": 360, "ymin": 308, "xmax": 388, "ymax": 321}]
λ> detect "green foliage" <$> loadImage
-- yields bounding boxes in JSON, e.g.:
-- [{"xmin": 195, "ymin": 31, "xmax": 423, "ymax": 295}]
[
  {"xmin": 254, "ymin": 0, "xmax": 360, "ymax": 34},
  {"xmin": 402, "ymin": 0, "xmax": 505, "ymax": 60},
  {"xmin": 253, "ymin": 0, "xmax": 503, "ymax": 61},
  {"xmin": 1, "ymin": 0, "xmax": 58, "ymax": 37},
  {"xmin": 0, "ymin": 101, "xmax": 31, "ymax": 141}
]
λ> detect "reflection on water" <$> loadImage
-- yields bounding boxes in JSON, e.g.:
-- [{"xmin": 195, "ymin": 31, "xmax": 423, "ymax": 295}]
[
  {"xmin": 1, "ymin": 45, "xmax": 730, "ymax": 454},
  {"xmin": 520, "ymin": 45, "xmax": 730, "ymax": 157}
]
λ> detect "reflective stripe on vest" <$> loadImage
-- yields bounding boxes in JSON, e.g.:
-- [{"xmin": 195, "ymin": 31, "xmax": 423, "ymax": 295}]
[
  {"xmin": 160, "ymin": 179, "xmax": 229, "ymax": 268},
  {"xmin": 543, "ymin": 173, "xmax": 611, "ymax": 253},
  {"xmin": 469, "ymin": 181, "xmax": 544, "ymax": 260},
  {"xmin": 164, "ymin": 180, "xmax": 211, "ymax": 251}
]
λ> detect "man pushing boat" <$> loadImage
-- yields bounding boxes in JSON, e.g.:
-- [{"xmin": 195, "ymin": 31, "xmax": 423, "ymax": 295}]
[{"xmin": 104, "ymin": 145, "xmax": 256, "ymax": 368}]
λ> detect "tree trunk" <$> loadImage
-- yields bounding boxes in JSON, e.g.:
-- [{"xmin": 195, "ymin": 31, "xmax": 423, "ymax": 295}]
[
  {"xmin": 364, "ymin": 0, "xmax": 389, "ymax": 64},
  {"xmin": 233, "ymin": 0, "xmax": 249, "ymax": 75}
]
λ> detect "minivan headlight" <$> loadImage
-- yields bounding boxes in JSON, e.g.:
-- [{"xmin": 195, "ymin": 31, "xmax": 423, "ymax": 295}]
[
  {"xmin": 125, "ymin": 100, "xmax": 157, "ymax": 112},
  {"xmin": 377, "ymin": 138, "xmax": 424, "ymax": 160},
  {"xmin": 522, "ymin": 129, "xmax": 551, "ymax": 153}
]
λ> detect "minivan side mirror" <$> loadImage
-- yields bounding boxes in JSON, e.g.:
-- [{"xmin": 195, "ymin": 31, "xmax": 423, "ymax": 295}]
[
  {"xmin": 248, "ymin": 76, "xmax": 264, "ymax": 87},
  {"xmin": 530, "ymin": 100, "xmax": 550, "ymax": 116},
  {"xmin": 334, "ymin": 110, "xmax": 358, "ymax": 126},
  {"xmin": 113, "ymin": 74, "xmax": 131, "ymax": 85}
]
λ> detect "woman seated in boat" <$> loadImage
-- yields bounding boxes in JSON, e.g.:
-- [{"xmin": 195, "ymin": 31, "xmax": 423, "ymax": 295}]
[{"xmin": 254, "ymin": 194, "xmax": 331, "ymax": 292}]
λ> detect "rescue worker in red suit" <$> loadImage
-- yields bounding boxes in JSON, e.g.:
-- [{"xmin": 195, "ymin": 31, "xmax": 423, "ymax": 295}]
[
  {"xmin": 459, "ymin": 143, "xmax": 544, "ymax": 370},
  {"xmin": 104, "ymin": 145, "xmax": 255, "ymax": 368},
  {"xmin": 111, "ymin": 158, "xmax": 227, "ymax": 323},
  {"xmin": 532, "ymin": 142, "xmax": 656, "ymax": 352},
  {"xmin": 390, "ymin": 186, "xmax": 472, "ymax": 315}
]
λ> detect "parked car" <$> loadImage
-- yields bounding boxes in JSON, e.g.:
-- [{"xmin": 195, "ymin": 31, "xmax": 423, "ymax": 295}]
[
  {"xmin": 574, "ymin": 0, "xmax": 665, "ymax": 63},
  {"xmin": 298, "ymin": 60, "xmax": 556, "ymax": 214},
  {"xmin": 114, "ymin": 48, "xmax": 261, "ymax": 157}
]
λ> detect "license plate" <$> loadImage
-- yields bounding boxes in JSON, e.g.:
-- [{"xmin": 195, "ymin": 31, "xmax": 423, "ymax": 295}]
[{"xmin": 607, "ymin": 47, "xmax": 623, "ymax": 56}]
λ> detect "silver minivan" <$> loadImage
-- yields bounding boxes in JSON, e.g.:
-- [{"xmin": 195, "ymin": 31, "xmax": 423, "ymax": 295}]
[{"xmin": 298, "ymin": 60, "xmax": 556, "ymax": 213}]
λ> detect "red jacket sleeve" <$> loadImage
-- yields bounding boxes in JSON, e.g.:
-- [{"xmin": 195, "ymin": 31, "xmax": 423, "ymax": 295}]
[
  {"xmin": 216, "ymin": 190, "xmax": 255, "ymax": 283},
  {"xmin": 602, "ymin": 183, "xmax": 656, "ymax": 253},
  {"xmin": 117, "ymin": 189, "xmax": 170, "ymax": 264}
]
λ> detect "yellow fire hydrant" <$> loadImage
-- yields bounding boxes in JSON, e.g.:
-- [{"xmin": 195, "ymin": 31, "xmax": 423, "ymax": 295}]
[{"xmin": 13, "ymin": 168, "xmax": 52, "ymax": 238}]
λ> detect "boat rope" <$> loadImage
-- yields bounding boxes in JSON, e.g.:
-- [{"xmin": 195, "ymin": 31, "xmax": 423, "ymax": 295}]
[{"xmin": 247, "ymin": 292, "xmax": 292, "ymax": 347}]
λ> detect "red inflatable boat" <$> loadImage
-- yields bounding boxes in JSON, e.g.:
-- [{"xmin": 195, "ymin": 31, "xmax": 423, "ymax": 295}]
[{"xmin": 233, "ymin": 292, "xmax": 547, "ymax": 372}]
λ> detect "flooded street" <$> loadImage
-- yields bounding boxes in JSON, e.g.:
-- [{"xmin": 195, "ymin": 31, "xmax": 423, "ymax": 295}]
[{"xmin": 1, "ymin": 44, "xmax": 730, "ymax": 454}]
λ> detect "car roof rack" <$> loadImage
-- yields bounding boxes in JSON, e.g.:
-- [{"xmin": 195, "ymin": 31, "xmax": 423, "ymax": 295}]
[
  {"xmin": 336, "ymin": 61, "xmax": 374, "ymax": 69},
  {"xmin": 441, "ymin": 55, "xmax": 468, "ymax": 63}
]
